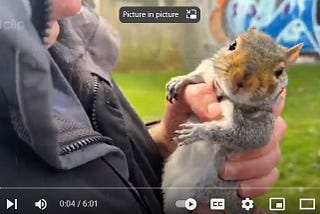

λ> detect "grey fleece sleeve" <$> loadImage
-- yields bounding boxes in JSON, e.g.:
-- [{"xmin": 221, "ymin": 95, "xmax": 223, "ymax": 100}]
[{"xmin": 0, "ymin": 1, "xmax": 129, "ymax": 175}]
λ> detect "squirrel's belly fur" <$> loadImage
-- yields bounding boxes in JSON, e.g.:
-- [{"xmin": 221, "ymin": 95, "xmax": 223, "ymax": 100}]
[
  {"xmin": 162, "ymin": 139, "xmax": 221, "ymax": 214},
  {"xmin": 162, "ymin": 101, "xmax": 238, "ymax": 214}
]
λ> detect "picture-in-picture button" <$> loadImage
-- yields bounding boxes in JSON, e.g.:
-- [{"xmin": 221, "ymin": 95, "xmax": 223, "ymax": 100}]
[{"xmin": 269, "ymin": 197, "xmax": 285, "ymax": 211}]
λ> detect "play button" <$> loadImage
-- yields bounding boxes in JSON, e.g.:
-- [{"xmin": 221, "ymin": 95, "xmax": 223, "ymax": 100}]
[{"xmin": 185, "ymin": 198, "xmax": 197, "ymax": 211}]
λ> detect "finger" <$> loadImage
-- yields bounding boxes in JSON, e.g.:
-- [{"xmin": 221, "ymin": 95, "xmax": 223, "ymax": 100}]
[
  {"xmin": 191, "ymin": 102, "xmax": 222, "ymax": 122},
  {"xmin": 221, "ymin": 144, "xmax": 281, "ymax": 181},
  {"xmin": 238, "ymin": 168, "xmax": 279, "ymax": 197},
  {"xmin": 51, "ymin": 0, "xmax": 82, "ymax": 19},
  {"xmin": 184, "ymin": 83, "xmax": 216, "ymax": 101},
  {"xmin": 183, "ymin": 84, "xmax": 222, "ymax": 121},
  {"xmin": 227, "ymin": 117, "xmax": 286, "ymax": 161},
  {"xmin": 46, "ymin": 21, "xmax": 60, "ymax": 48},
  {"xmin": 272, "ymin": 89, "xmax": 286, "ymax": 117},
  {"xmin": 205, "ymin": 103, "xmax": 223, "ymax": 121}
]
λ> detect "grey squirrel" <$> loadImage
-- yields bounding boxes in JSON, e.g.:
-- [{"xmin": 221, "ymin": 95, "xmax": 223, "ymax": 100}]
[{"xmin": 162, "ymin": 27, "xmax": 303, "ymax": 214}]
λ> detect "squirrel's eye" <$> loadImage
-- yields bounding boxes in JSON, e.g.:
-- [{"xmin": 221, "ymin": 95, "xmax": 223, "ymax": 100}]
[
  {"xmin": 228, "ymin": 40, "xmax": 237, "ymax": 51},
  {"xmin": 275, "ymin": 69, "xmax": 283, "ymax": 78}
]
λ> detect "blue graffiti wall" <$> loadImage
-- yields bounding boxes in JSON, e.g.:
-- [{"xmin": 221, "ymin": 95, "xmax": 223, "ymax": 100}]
[{"xmin": 222, "ymin": 0, "xmax": 320, "ymax": 55}]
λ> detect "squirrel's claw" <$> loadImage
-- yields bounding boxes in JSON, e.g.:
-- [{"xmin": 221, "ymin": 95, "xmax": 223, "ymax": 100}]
[
  {"xmin": 174, "ymin": 123, "xmax": 203, "ymax": 145},
  {"xmin": 165, "ymin": 79, "xmax": 178, "ymax": 103},
  {"xmin": 165, "ymin": 76, "xmax": 188, "ymax": 103},
  {"xmin": 166, "ymin": 94, "xmax": 173, "ymax": 104}
]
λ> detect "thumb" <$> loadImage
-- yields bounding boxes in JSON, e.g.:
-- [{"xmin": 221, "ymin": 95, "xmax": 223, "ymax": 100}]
[{"xmin": 200, "ymin": 102, "xmax": 223, "ymax": 122}]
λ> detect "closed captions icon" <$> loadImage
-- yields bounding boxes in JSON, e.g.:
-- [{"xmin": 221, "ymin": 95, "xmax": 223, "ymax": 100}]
[{"xmin": 210, "ymin": 198, "xmax": 225, "ymax": 210}]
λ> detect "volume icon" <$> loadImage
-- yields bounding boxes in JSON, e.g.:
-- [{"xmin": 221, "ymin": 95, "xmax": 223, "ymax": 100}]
[{"xmin": 35, "ymin": 199, "xmax": 47, "ymax": 210}]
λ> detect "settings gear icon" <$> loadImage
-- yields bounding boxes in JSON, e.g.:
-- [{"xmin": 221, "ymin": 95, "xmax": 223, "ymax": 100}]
[{"xmin": 241, "ymin": 198, "xmax": 254, "ymax": 211}]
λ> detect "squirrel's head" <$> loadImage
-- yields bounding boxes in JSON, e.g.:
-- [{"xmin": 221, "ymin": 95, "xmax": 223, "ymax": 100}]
[{"xmin": 213, "ymin": 27, "xmax": 303, "ymax": 107}]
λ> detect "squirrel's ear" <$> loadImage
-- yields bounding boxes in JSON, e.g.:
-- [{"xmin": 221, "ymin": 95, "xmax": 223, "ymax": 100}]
[{"xmin": 286, "ymin": 43, "xmax": 303, "ymax": 65}]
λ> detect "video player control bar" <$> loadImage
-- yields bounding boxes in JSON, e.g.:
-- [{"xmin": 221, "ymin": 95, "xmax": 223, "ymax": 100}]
[{"xmin": 119, "ymin": 7, "xmax": 201, "ymax": 23}]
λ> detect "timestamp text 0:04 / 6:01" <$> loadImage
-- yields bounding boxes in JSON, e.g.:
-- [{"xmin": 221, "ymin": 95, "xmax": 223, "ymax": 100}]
[{"xmin": 59, "ymin": 200, "xmax": 98, "ymax": 208}]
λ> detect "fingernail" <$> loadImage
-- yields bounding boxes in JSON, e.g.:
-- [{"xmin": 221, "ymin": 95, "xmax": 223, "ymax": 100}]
[{"xmin": 220, "ymin": 163, "xmax": 236, "ymax": 180}]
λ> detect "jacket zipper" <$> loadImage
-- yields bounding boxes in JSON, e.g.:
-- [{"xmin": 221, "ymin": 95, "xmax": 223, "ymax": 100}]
[
  {"xmin": 60, "ymin": 135, "xmax": 111, "ymax": 156},
  {"xmin": 60, "ymin": 76, "xmax": 110, "ymax": 156},
  {"xmin": 91, "ymin": 75, "xmax": 101, "ymax": 132}
]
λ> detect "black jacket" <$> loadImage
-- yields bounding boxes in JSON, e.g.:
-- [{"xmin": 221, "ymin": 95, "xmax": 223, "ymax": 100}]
[{"xmin": 0, "ymin": 2, "xmax": 163, "ymax": 213}]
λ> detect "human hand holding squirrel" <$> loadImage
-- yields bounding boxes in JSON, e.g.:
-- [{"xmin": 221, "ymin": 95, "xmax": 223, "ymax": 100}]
[{"xmin": 150, "ymin": 82, "xmax": 285, "ymax": 199}]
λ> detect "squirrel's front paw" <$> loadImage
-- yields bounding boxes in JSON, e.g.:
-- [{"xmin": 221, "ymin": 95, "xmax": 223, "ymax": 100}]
[
  {"xmin": 166, "ymin": 76, "xmax": 188, "ymax": 103},
  {"xmin": 173, "ymin": 123, "xmax": 204, "ymax": 146}
]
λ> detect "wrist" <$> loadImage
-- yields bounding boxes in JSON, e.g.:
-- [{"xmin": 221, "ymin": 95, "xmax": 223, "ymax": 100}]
[{"xmin": 148, "ymin": 123, "xmax": 175, "ymax": 158}]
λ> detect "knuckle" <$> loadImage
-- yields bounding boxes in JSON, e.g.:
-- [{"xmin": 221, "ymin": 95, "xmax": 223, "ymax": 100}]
[
  {"xmin": 265, "ymin": 168, "xmax": 279, "ymax": 187},
  {"xmin": 273, "ymin": 168, "xmax": 280, "ymax": 180},
  {"xmin": 185, "ymin": 85, "xmax": 201, "ymax": 96},
  {"xmin": 277, "ymin": 117, "xmax": 287, "ymax": 131},
  {"xmin": 274, "ymin": 146, "xmax": 282, "ymax": 164}
]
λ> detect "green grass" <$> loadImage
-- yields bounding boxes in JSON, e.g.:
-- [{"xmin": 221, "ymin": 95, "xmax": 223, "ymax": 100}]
[
  {"xmin": 113, "ymin": 65, "xmax": 320, "ymax": 213},
  {"xmin": 113, "ymin": 71, "xmax": 184, "ymax": 122}
]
